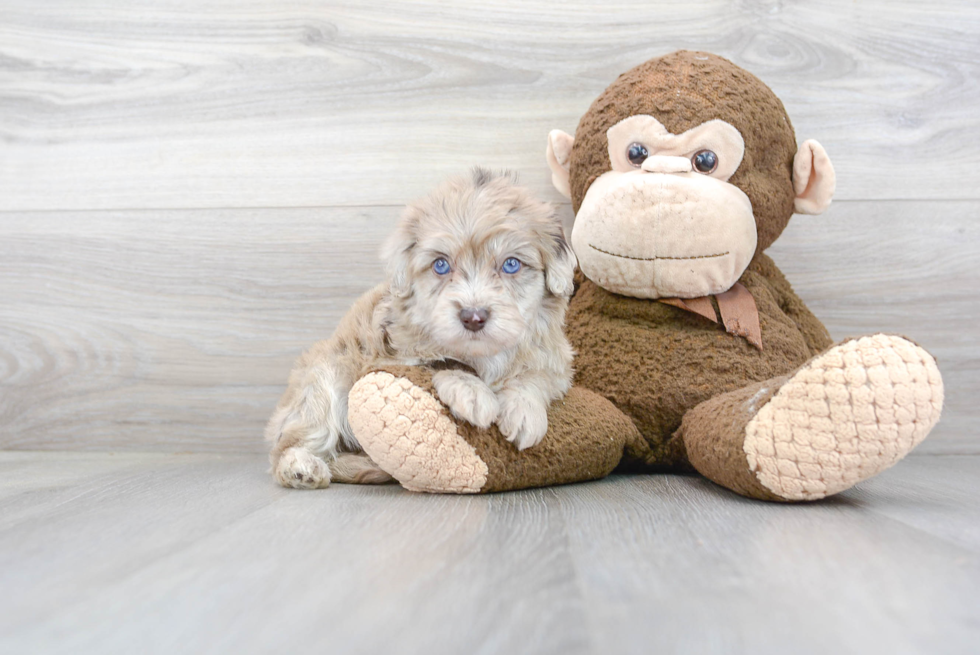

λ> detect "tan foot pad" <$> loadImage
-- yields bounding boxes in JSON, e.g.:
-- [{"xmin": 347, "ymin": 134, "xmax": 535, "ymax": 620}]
[
  {"xmin": 744, "ymin": 334, "xmax": 944, "ymax": 501},
  {"xmin": 347, "ymin": 371, "xmax": 489, "ymax": 493}
]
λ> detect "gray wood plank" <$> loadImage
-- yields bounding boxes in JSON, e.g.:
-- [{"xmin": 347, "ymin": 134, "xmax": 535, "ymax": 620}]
[
  {"xmin": 1, "ymin": 200, "xmax": 976, "ymax": 453},
  {"xmin": 849, "ymin": 455, "xmax": 980, "ymax": 553},
  {"xmin": 0, "ymin": 1, "xmax": 978, "ymax": 211},
  {"xmin": 555, "ymin": 462, "xmax": 980, "ymax": 655},
  {"xmin": 0, "ymin": 207, "xmax": 399, "ymax": 451},
  {"xmin": 0, "ymin": 452, "xmax": 977, "ymax": 654},
  {"xmin": 0, "ymin": 452, "xmax": 590, "ymax": 655}
]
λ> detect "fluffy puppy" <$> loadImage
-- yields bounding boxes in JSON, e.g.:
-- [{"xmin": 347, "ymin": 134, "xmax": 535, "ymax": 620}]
[{"xmin": 266, "ymin": 168, "xmax": 577, "ymax": 489}]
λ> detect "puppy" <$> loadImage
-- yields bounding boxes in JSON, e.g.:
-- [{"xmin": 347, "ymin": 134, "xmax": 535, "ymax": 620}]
[{"xmin": 266, "ymin": 168, "xmax": 577, "ymax": 489}]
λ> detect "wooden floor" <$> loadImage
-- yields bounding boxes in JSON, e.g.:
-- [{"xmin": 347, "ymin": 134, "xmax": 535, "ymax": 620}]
[{"xmin": 1, "ymin": 451, "xmax": 977, "ymax": 654}]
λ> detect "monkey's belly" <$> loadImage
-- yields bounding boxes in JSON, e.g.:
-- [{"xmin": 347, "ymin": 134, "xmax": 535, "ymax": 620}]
[{"xmin": 566, "ymin": 278, "xmax": 812, "ymax": 455}]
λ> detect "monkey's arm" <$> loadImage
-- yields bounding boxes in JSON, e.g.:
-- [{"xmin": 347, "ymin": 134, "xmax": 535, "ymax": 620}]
[{"xmin": 748, "ymin": 254, "xmax": 833, "ymax": 355}]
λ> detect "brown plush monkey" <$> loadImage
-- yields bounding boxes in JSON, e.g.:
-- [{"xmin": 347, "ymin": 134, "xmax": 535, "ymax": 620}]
[{"xmin": 348, "ymin": 51, "xmax": 944, "ymax": 501}]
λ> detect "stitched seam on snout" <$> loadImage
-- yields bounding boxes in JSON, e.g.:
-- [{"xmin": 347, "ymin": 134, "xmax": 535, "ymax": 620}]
[{"xmin": 589, "ymin": 244, "xmax": 730, "ymax": 261}]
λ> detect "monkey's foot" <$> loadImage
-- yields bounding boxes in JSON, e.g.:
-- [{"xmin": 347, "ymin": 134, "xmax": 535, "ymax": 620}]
[
  {"xmin": 683, "ymin": 334, "xmax": 944, "ymax": 501},
  {"xmin": 348, "ymin": 366, "xmax": 634, "ymax": 494},
  {"xmin": 348, "ymin": 371, "xmax": 489, "ymax": 493}
]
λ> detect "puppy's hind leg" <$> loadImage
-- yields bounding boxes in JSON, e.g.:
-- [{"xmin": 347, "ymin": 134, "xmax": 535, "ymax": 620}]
[
  {"xmin": 274, "ymin": 444, "xmax": 332, "ymax": 490},
  {"xmin": 267, "ymin": 365, "xmax": 351, "ymax": 490}
]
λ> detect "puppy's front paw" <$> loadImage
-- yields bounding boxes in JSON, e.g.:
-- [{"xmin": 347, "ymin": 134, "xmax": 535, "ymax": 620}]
[
  {"xmin": 274, "ymin": 447, "xmax": 331, "ymax": 489},
  {"xmin": 496, "ymin": 390, "xmax": 548, "ymax": 450},
  {"xmin": 432, "ymin": 370, "xmax": 500, "ymax": 429}
]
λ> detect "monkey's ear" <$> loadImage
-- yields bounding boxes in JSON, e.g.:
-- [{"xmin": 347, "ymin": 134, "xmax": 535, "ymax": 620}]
[
  {"xmin": 793, "ymin": 139, "xmax": 836, "ymax": 214},
  {"xmin": 381, "ymin": 209, "xmax": 418, "ymax": 298},
  {"xmin": 546, "ymin": 130, "xmax": 575, "ymax": 199}
]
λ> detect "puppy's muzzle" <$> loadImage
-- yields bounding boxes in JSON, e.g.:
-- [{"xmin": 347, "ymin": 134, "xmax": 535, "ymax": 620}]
[{"xmin": 459, "ymin": 307, "xmax": 489, "ymax": 332}]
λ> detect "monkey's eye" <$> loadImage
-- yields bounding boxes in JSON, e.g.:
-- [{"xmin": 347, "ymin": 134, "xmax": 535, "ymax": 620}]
[
  {"xmin": 432, "ymin": 258, "xmax": 451, "ymax": 275},
  {"xmin": 501, "ymin": 257, "xmax": 522, "ymax": 274},
  {"xmin": 627, "ymin": 143, "xmax": 649, "ymax": 167},
  {"xmin": 692, "ymin": 150, "xmax": 718, "ymax": 174}
]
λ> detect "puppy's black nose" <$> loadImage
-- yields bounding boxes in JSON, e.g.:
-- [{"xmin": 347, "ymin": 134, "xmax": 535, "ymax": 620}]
[{"xmin": 459, "ymin": 308, "xmax": 489, "ymax": 332}]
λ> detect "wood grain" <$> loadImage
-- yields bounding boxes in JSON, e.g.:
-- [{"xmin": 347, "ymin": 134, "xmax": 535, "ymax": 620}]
[
  {"xmin": 0, "ymin": 200, "xmax": 976, "ymax": 454},
  {"xmin": 0, "ymin": 0, "xmax": 978, "ymax": 211},
  {"xmin": 557, "ymin": 459, "xmax": 980, "ymax": 654},
  {"xmin": 0, "ymin": 452, "xmax": 977, "ymax": 654},
  {"xmin": 0, "ymin": 207, "xmax": 400, "ymax": 452}
]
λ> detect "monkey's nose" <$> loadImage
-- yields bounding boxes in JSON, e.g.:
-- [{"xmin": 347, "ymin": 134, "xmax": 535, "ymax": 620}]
[
  {"xmin": 459, "ymin": 308, "xmax": 489, "ymax": 332},
  {"xmin": 641, "ymin": 155, "xmax": 692, "ymax": 174}
]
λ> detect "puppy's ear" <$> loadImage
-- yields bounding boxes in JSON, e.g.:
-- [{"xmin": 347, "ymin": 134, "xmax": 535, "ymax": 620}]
[
  {"xmin": 381, "ymin": 208, "xmax": 419, "ymax": 298},
  {"xmin": 542, "ymin": 213, "xmax": 577, "ymax": 297}
]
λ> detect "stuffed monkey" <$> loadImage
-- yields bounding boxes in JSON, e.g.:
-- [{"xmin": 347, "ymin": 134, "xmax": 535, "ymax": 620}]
[{"xmin": 347, "ymin": 51, "xmax": 944, "ymax": 501}]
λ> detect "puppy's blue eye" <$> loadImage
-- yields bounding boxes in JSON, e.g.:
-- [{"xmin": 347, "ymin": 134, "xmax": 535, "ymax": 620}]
[
  {"xmin": 432, "ymin": 258, "xmax": 451, "ymax": 275},
  {"xmin": 502, "ymin": 257, "xmax": 522, "ymax": 274}
]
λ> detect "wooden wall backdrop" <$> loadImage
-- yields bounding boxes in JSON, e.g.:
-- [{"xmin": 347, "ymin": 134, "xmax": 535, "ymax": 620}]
[{"xmin": 1, "ymin": 0, "xmax": 977, "ymax": 454}]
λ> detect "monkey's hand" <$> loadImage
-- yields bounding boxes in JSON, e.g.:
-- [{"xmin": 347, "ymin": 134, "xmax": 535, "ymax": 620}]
[{"xmin": 432, "ymin": 369, "xmax": 500, "ymax": 430}]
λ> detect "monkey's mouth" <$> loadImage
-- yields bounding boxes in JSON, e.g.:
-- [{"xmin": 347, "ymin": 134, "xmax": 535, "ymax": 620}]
[{"xmin": 589, "ymin": 244, "xmax": 730, "ymax": 261}]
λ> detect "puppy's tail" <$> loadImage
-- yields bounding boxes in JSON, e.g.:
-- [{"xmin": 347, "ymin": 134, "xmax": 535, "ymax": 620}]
[{"xmin": 329, "ymin": 453, "xmax": 395, "ymax": 485}]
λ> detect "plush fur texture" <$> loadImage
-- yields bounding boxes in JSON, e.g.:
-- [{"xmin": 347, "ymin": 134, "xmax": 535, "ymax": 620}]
[
  {"xmin": 565, "ymin": 254, "xmax": 830, "ymax": 468},
  {"xmin": 345, "ymin": 51, "xmax": 943, "ymax": 501},
  {"xmin": 266, "ymin": 169, "xmax": 575, "ymax": 488},
  {"xmin": 350, "ymin": 365, "xmax": 641, "ymax": 493},
  {"xmin": 353, "ymin": 328, "xmax": 943, "ymax": 496},
  {"xmin": 572, "ymin": 113, "xmax": 757, "ymax": 298}
]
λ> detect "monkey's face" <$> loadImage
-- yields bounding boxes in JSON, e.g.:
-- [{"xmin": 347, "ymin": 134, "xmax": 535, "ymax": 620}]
[
  {"xmin": 546, "ymin": 51, "xmax": 837, "ymax": 301},
  {"xmin": 570, "ymin": 115, "xmax": 757, "ymax": 299}
]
